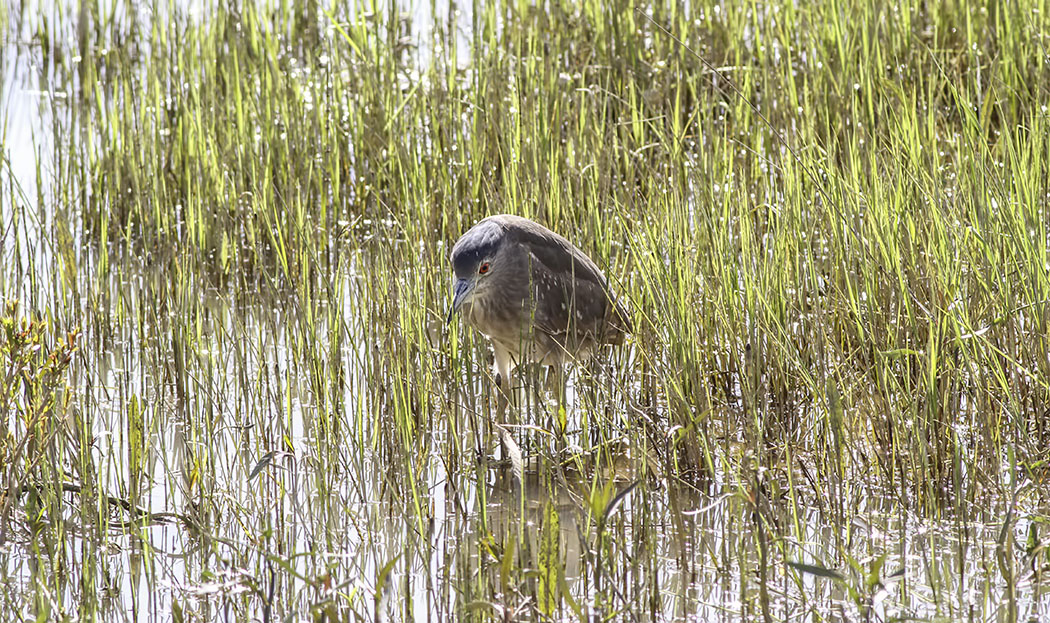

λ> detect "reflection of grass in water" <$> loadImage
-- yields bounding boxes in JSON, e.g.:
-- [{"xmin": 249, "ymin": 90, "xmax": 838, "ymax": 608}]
[{"xmin": 2, "ymin": 0, "xmax": 1049, "ymax": 620}]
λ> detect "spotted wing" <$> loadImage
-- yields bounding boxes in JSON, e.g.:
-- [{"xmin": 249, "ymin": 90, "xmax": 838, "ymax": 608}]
[{"xmin": 499, "ymin": 216, "xmax": 630, "ymax": 348}]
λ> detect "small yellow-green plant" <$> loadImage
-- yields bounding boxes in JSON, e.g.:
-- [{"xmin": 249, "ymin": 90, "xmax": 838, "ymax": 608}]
[{"xmin": 0, "ymin": 300, "xmax": 78, "ymax": 544}]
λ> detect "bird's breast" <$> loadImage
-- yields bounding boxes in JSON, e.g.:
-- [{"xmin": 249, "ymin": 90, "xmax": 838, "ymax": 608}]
[{"xmin": 464, "ymin": 290, "xmax": 533, "ymax": 351}]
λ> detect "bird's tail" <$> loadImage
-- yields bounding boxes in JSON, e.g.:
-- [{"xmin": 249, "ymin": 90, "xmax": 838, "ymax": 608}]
[{"xmin": 604, "ymin": 296, "xmax": 633, "ymax": 344}]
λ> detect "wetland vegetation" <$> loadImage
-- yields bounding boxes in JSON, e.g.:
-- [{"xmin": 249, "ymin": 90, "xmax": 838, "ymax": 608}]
[{"xmin": 2, "ymin": 0, "xmax": 1050, "ymax": 620}]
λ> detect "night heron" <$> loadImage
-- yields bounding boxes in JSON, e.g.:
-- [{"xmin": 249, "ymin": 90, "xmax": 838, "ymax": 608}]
[{"xmin": 447, "ymin": 214, "xmax": 631, "ymax": 394}]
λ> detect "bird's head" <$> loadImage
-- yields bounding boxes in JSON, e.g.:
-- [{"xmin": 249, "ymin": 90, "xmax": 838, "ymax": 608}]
[{"xmin": 447, "ymin": 219, "xmax": 507, "ymax": 324}]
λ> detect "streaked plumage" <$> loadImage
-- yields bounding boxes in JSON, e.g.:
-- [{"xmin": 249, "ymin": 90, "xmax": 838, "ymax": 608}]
[{"xmin": 448, "ymin": 214, "xmax": 630, "ymax": 388}]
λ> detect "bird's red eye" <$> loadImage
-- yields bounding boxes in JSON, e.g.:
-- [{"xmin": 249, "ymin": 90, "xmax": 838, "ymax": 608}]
[{"xmin": 478, "ymin": 262, "xmax": 490, "ymax": 275}]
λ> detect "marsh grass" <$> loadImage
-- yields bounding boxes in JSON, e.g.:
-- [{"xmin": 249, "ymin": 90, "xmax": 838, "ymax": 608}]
[{"xmin": 2, "ymin": 0, "xmax": 1050, "ymax": 620}]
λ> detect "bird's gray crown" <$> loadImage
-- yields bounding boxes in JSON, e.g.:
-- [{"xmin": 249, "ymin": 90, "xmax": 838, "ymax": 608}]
[{"xmin": 450, "ymin": 219, "xmax": 504, "ymax": 277}]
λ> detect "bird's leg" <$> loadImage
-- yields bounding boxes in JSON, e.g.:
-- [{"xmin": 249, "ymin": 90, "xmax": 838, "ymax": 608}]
[
  {"xmin": 493, "ymin": 344, "xmax": 514, "ymax": 422},
  {"xmin": 492, "ymin": 344, "xmax": 516, "ymax": 462}
]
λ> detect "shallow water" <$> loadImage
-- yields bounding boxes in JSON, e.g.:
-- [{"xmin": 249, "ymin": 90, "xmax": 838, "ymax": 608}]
[{"xmin": 2, "ymin": 2, "xmax": 1050, "ymax": 622}]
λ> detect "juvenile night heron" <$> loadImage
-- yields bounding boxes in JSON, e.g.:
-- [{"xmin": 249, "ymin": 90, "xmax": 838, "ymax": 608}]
[{"xmin": 447, "ymin": 214, "xmax": 631, "ymax": 393}]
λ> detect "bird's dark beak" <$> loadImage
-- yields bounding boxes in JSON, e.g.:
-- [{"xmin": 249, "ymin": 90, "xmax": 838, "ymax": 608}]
[{"xmin": 447, "ymin": 279, "xmax": 474, "ymax": 325}]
